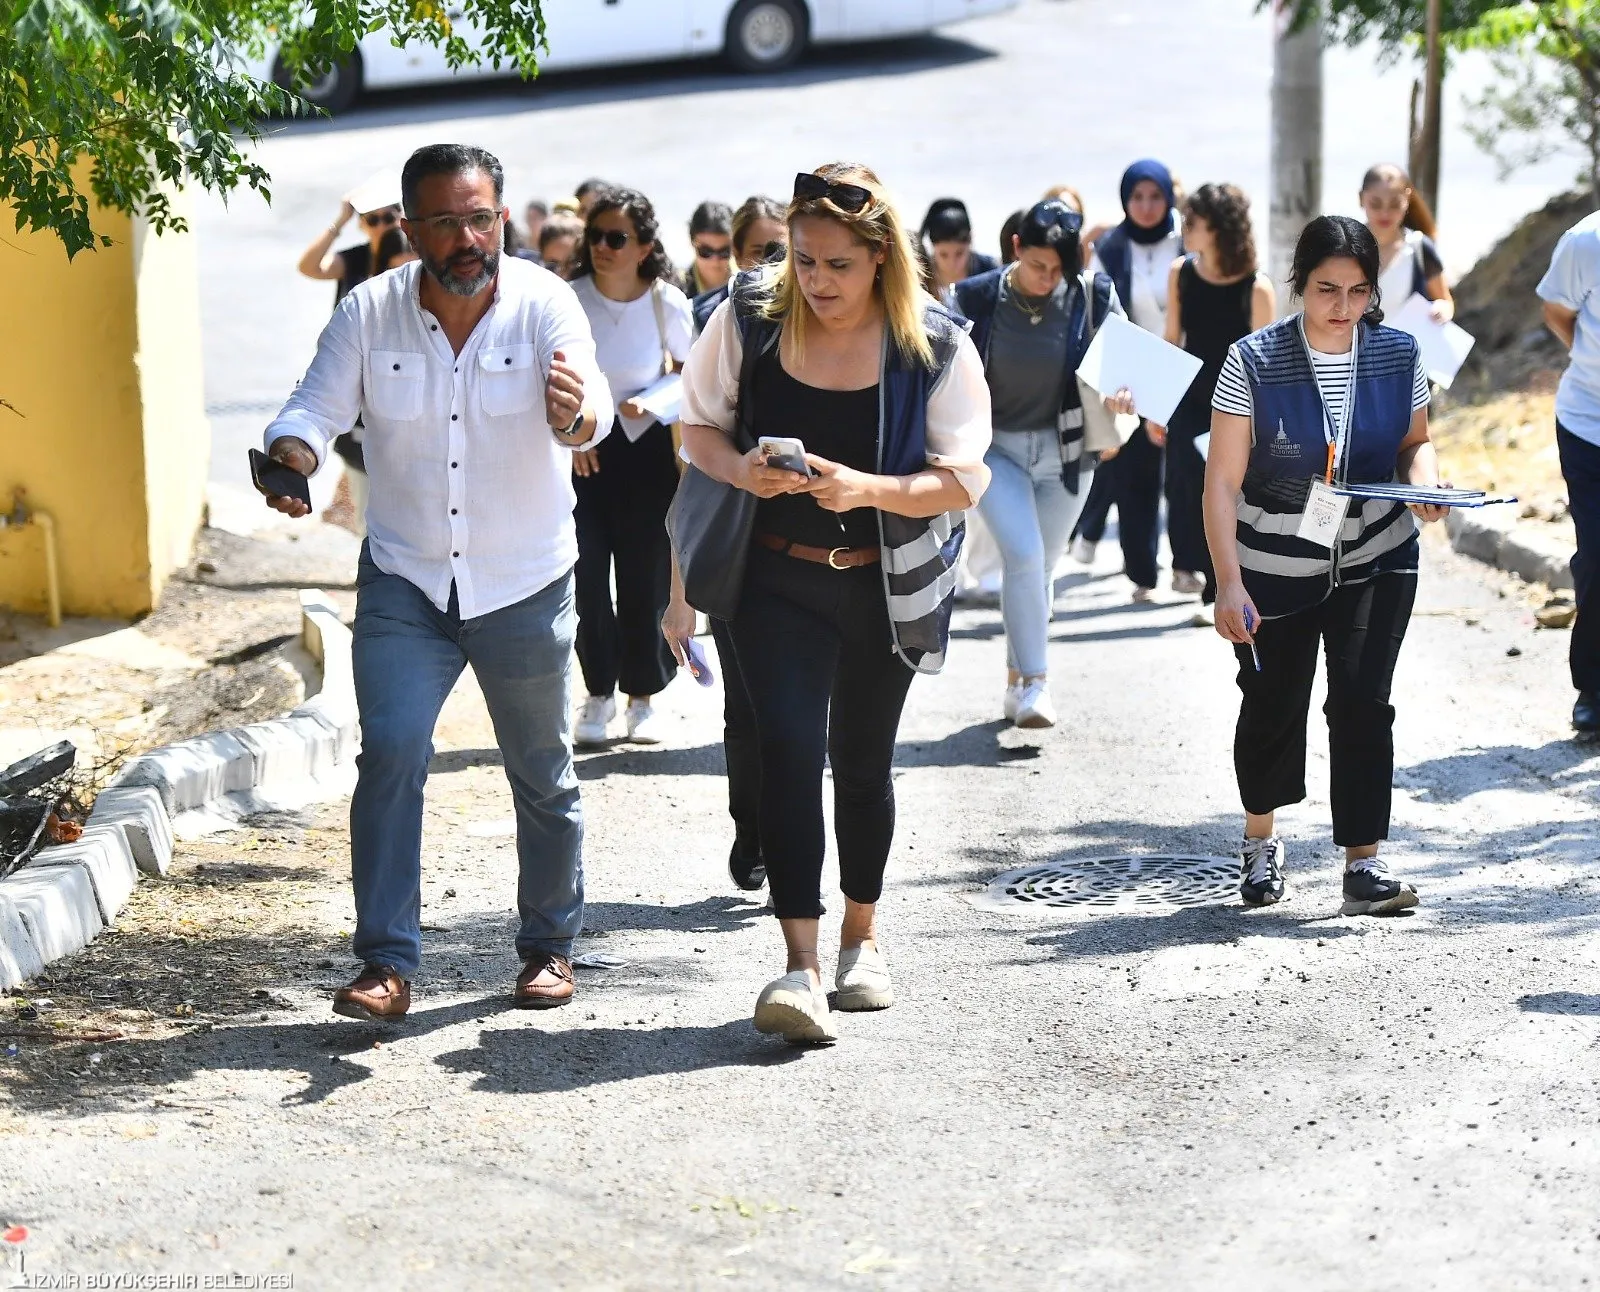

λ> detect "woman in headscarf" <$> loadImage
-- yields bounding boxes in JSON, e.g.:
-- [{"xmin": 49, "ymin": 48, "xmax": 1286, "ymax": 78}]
[{"xmin": 1069, "ymin": 160, "xmax": 1185, "ymax": 601}]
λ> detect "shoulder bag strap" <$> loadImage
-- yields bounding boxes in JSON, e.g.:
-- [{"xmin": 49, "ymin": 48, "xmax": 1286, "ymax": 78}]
[{"xmin": 650, "ymin": 279, "xmax": 672, "ymax": 375}]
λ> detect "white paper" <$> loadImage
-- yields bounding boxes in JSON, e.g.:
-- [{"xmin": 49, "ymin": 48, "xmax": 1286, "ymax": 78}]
[
  {"xmin": 630, "ymin": 371, "xmax": 683, "ymax": 425},
  {"xmin": 1193, "ymin": 432, "xmax": 1212, "ymax": 462},
  {"xmin": 344, "ymin": 171, "xmax": 401, "ymax": 215},
  {"xmin": 1387, "ymin": 293, "xmax": 1476, "ymax": 389},
  {"xmin": 1076, "ymin": 313, "xmax": 1205, "ymax": 428}
]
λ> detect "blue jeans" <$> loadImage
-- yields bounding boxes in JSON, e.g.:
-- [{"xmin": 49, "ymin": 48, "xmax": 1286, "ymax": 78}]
[
  {"xmin": 350, "ymin": 553, "xmax": 583, "ymax": 977},
  {"xmin": 976, "ymin": 430, "xmax": 1094, "ymax": 678}
]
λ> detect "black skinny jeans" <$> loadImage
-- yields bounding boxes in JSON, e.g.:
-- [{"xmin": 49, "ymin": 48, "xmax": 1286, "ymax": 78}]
[
  {"xmin": 1073, "ymin": 425, "xmax": 1164, "ymax": 589},
  {"xmin": 709, "ymin": 617, "xmax": 761, "ymax": 863},
  {"xmin": 573, "ymin": 420, "xmax": 679, "ymax": 699},
  {"xmin": 728, "ymin": 546, "xmax": 916, "ymax": 920},
  {"xmin": 1164, "ymin": 405, "xmax": 1215, "ymax": 594},
  {"xmin": 1234, "ymin": 573, "xmax": 1416, "ymax": 848}
]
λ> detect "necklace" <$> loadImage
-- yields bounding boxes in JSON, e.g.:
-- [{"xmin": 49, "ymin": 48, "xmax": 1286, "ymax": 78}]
[{"xmin": 1005, "ymin": 266, "xmax": 1047, "ymax": 325}]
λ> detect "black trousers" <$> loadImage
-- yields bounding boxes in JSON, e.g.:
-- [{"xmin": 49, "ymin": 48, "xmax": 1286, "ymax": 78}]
[
  {"xmin": 1234, "ymin": 573, "xmax": 1416, "ymax": 848},
  {"xmin": 1558, "ymin": 423, "xmax": 1600, "ymax": 694},
  {"xmin": 1165, "ymin": 406, "xmax": 1216, "ymax": 597},
  {"xmin": 709, "ymin": 617, "xmax": 761, "ymax": 863},
  {"xmin": 1073, "ymin": 425, "xmax": 1164, "ymax": 589},
  {"xmin": 728, "ymin": 546, "xmax": 916, "ymax": 920},
  {"xmin": 573, "ymin": 421, "xmax": 679, "ymax": 699}
]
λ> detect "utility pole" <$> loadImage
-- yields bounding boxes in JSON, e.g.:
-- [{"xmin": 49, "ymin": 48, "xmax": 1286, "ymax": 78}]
[{"xmin": 1269, "ymin": 0, "xmax": 1323, "ymax": 313}]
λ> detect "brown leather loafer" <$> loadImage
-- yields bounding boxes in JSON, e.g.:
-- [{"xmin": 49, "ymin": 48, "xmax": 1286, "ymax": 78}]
[
  {"xmin": 514, "ymin": 952, "xmax": 575, "ymax": 1009},
  {"xmin": 332, "ymin": 964, "xmax": 411, "ymax": 1020}
]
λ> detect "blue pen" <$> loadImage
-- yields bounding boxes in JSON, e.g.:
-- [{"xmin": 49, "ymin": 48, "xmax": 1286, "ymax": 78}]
[{"xmin": 1242, "ymin": 606, "xmax": 1262, "ymax": 672}]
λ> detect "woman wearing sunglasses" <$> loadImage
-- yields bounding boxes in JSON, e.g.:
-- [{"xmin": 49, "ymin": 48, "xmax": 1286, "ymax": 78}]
[
  {"xmin": 296, "ymin": 198, "xmax": 403, "ymax": 305},
  {"xmin": 678, "ymin": 163, "xmax": 992, "ymax": 1044},
  {"xmin": 569, "ymin": 187, "xmax": 697, "ymax": 747},
  {"xmin": 684, "ymin": 200, "xmax": 736, "ymax": 298},
  {"xmin": 951, "ymin": 199, "xmax": 1136, "ymax": 730}
]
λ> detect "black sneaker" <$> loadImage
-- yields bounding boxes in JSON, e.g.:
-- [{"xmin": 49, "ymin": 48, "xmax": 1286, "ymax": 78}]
[
  {"xmin": 1574, "ymin": 691, "xmax": 1599, "ymax": 741},
  {"xmin": 1239, "ymin": 836, "xmax": 1286, "ymax": 906},
  {"xmin": 1340, "ymin": 858, "xmax": 1419, "ymax": 915},
  {"xmin": 728, "ymin": 843, "xmax": 766, "ymax": 892}
]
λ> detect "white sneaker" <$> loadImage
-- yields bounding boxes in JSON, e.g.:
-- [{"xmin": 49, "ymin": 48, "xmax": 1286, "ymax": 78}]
[
  {"xmin": 835, "ymin": 943, "xmax": 894, "ymax": 1011},
  {"xmin": 574, "ymin": 694, "xmax": 615, "ymax": 747},
  {"xmin": 1172, "ymin": 570, "xmax": 1205, "ymax": 596},
  {"xmin": 625, "ymin": 697, "xmax": 661, "ymax": 744},
  {"xmin": 753, "ymin": 970, "xmax": 837, "ymax": 1044},
  {"xmin": 1131, "ymin": 584, "xmax": 1155, "ymax": 603},
  {"xmin": 1014, "ymin": 677, "xmax": 1057, "ymax": 729},
  {"xmin": 1069, "ymin": 536, "xmax": 1096, "ymax": 565},
  {"xmin": 1002, "ymin": 681, "xmax": 1024, "ymax": 721}
]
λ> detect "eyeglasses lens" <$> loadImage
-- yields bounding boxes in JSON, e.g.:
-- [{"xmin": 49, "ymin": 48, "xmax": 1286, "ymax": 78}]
[{"xmin": 586, "ymin": 228, "xmax": 629, "ymax": 250}]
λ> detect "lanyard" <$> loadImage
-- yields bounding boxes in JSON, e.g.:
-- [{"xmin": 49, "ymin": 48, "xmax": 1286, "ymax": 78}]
[{"xmin": 1297, "ymin": 315, "xmax": 1359, "ymax": 483}]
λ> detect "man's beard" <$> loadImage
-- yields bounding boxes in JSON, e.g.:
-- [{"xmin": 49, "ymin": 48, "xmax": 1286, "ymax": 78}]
[{"xmin": 423, "ymin": 246, "xmax": 498, "ymax": 297}]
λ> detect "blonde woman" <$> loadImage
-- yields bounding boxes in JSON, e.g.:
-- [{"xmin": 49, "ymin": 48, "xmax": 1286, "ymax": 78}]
[{"xmin": 678, "ymin": 163, "xmax": 992, "ymax": 1044}]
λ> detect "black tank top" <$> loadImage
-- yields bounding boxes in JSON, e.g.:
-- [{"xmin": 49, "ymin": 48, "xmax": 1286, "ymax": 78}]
[
  {"xmin": 751, "ymin": 346, "xmax": 881, "ymax": 549},
  {"xmin": 1177, "ymin": 257, "xmax": 1255, "ymax": 415}
]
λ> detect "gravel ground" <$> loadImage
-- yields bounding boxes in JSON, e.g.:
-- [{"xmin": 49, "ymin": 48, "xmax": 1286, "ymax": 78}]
[{"xmin": 3, "ymin": 530, "xmax": 1597, "ymax": 1290}]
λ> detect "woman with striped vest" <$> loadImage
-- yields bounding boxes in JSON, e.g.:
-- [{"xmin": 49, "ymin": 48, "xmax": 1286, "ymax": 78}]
[
  {"xmin": 679, "ymin": 163, "xmax": 992, "ymax": 1044},
  {"xmin": 1205, "ymin": 215, "xmax": 1450, "ymax": 916}
]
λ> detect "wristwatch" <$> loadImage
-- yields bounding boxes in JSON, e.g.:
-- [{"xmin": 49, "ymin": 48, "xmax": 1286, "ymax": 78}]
[{"xmin": 558, "ymin": 409, "xmax": 586, "ymax": 439}]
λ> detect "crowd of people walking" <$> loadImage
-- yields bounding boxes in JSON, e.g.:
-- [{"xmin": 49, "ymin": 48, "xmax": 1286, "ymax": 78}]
[{"xmin": 266, "ymin": 140, "xmax": 1594, "ymax": 1044}]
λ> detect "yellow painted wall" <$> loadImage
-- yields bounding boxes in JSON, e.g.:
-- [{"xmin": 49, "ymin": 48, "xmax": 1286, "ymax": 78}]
[{"xmin": 0, "ymin": 191, "xmax": 208, "ymax": 619}]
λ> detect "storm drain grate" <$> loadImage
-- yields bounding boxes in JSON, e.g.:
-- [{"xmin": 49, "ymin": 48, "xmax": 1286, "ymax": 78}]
[{"xmin": 972, "ymin": 855, "xmax": 1239, "ymax": 912}]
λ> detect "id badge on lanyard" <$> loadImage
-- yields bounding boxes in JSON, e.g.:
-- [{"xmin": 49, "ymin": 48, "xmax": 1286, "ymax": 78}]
[{"xmin": 1295, "ymin": 322, "xmax": 1357, "ymax": 550}]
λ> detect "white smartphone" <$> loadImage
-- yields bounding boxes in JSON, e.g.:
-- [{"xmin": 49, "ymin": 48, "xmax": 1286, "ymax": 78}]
[{"xmin": 758, "ymin": 436, "xmax": 816, "ymax": 477}]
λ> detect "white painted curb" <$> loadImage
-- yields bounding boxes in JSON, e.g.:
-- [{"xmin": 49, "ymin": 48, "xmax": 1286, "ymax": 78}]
[
  {"xmin": 1447, "ymin": 509, "xmax": 1575, "ymax": 591},
  {"xmin": 0, "ymin": 589, "xmax": 357, "ymax": 991}
]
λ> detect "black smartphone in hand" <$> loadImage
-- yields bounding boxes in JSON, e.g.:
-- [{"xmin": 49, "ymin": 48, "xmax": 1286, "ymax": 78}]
[{"xmin": 248, "ymin": 448, "xmax": 312, "ymax": 506}]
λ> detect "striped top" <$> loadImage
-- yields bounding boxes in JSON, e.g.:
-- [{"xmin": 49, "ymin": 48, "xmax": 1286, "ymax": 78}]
[{"xmin": 1214, "ymin": 341, "xmax": 1431, "ymax": 431}]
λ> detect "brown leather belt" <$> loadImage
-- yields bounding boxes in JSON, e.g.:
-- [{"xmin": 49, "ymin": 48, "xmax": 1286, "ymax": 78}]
[{"xmin": 756, "ymin": 532, "xmax": 880, "ymax": 569}]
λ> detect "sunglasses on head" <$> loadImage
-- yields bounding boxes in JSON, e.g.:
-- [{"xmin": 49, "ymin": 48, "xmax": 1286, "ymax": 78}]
[
  {"xmin": 694, "ymin": 243, "xmax": 732, "ymax": 260},
  {"xmin": 362, "ymin": 210, "xmax": 398, "ymax": 228},
  {"xmin": 586, "ymin": 227, "xmax": 634, "ymax": 250},
  {"xmin": 792, "ymin": 172, "xmax": 872, "ymax": 214}
]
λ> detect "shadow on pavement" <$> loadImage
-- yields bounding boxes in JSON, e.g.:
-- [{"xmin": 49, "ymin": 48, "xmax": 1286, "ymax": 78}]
[
  {"xmin": 434, "ymin": 1018, "xmax": 804, "ymax": 1094},
  {"xmin": 584, "ymin": 895, "xmax": 766, "ymax": 936},
  {"xmin": 267, "ymin": 33, "xmax": 995, "ymax": 136},
  {"xmin": 1518, "ymin": 991, "xmax": 1600, "ymax": 1016},
  {"xmin": 1397, "ymin": 739, "xmax": 1600, "ymax": 804},
  {"xmin": 427, "ymin": 743, "xmax": 726, "ymax": 778}
]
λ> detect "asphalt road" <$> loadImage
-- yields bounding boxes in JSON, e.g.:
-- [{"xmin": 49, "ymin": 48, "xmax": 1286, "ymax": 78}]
[
  {"xmin": 196, "ymin": 0, "xmax": 1577, "ymax": 522},
  {"xmin": 5, "ymin": 529, "xmax": 1598, "ymax": 1289}
]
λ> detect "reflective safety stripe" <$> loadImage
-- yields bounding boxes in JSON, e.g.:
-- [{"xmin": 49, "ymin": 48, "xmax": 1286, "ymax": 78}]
[
  {"xmin": 883, "ymin": 511, "xmax": 955, "ymax": 575},
  {"xmin": 888, "ymin": 562, "xmax": 959, "ymax": 623}
]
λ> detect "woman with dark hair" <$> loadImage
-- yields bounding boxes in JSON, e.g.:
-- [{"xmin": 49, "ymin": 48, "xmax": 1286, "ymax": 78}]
[
  {"xmin": 1205, "ymin": 214, "xmax": 1447, "ymax": 916},
  {"xmin": 677, "ymin": 163, "xmax": 991, "ymax": 1043},
  {"xmin": 569, "ymin": 187, "xmax": 696, "ymax": 746},
  {"xmin": 951, "ymin": 199, "xmax": 1134, "ymax": 728},
  {"xmin": 1154, "ymin": 183, "xmax": 1275, "ymax": 607},
  {"xmin": 685, "ymin": 200, "xmax": 735, "ymax": 297},
  {"xmin": 1359, "ymin": 163, "xmax": 1454, "ymax": 323},
  {"xmin": 997, "ymin": 208, "xmax": 1026, "ymax": 266},
  {"xmin": 1070, "ymin": 160, "xmax": 1185, "ymax": 600},
  {"xmin": 920, "ymin": 197, "xmax": 999, "ymax": 296},
  {"xmin": 690, "ymin": 195, "xmax": 788, "ymax": 332}
]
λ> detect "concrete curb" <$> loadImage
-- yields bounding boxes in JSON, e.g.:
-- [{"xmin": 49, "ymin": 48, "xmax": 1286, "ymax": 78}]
[
  {"xmin": 0, "ymin": 589, "xmax": 357, "ymax": 991},
  {"xmin": 1446, "ymin": 509, "xmax": 1575, "ymax": 591}
]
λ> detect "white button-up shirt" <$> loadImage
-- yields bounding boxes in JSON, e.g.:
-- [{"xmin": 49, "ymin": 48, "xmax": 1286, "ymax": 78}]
[{"xmin": 265, "ymin": 257, "xmax": 613, "ymax": 619}]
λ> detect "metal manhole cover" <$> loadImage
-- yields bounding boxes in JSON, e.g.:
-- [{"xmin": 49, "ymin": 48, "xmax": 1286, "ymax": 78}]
[{"xmin": 970, "ymin": 855, "xmax": 1238, "ymax": 912}]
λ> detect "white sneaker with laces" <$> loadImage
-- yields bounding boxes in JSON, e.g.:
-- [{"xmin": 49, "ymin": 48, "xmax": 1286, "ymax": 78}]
[
  {"xmin": 1014, "ymin": 677, "xmax": 1057, "ymax": 729},
  {"xmin": 1069, "ymin": 536, "xmax": 1096, "ymax": 565},
  {"xmin": 836, "ymin": 943, "xmax": 894, "ymax": 1011},
  {"xmin": 753, "ymin": 970, "xmax": 837, "ymax": 1044},
  {"xmin": 1002, "ymin": 681, "xmax": 1024, "ymax": 722},
  {"xmin": 625, "ymin": 697, "xmax": 661, "ymax": 744},
  {"xmin": 575, "ymin": 694, "xmax": 616, "ymax": 747}
]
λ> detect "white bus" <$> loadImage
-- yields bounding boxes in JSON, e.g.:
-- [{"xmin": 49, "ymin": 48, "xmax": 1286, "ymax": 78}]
[{"xmin": 266, "ymin": 0, "xmax": 1020, "ymax": 112}]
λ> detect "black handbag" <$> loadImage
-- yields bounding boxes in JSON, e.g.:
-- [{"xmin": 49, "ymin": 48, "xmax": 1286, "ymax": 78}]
[{"xmin": 665, "ymin": 312, "xmax": 766, "ymax": 621}]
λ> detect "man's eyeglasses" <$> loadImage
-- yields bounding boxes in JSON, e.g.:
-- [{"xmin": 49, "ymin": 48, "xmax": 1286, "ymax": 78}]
[
  {"xmin": 586, "ymin": 227, "xmax": 634, "ymax": 250},
  {"xmin": 362, "ymin": 210, "xmax": 399, "ymax": 229},
  {"xmin": 694, "ymin": 243, "xmax": 732, "ymax": 261},
  {"xmin": 409, "ymin": 209, "xmax": 501, "ymax": 237},
  {"xmin": 792, "ymin": 172, "xmax": 872, "ymax": 214}
]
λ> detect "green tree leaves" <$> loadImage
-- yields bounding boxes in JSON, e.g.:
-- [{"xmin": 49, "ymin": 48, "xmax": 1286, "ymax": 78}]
[{"xmin": 1, "ymin": 0, "xmax": 547, "ymax": 257}]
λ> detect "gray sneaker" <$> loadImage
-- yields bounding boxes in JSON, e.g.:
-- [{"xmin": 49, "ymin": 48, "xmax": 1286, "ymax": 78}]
[
  {"xmin": 1239, "ymin": 835, "xmax": 1286, "ymax": 906},
  {"xmin": 1340, "ymin": 857, "xmax": 1418, "ymax": 915}
]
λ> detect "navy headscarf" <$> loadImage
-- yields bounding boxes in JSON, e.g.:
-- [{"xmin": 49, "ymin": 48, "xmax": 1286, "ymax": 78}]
[{"xmin": 1118, "ymin": 159, "xmax": 1177, "ymax": 246}]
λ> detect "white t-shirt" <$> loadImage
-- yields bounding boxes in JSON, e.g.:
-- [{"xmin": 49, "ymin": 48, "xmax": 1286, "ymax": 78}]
[
  {"xmin": 1091, "ymin": 231, "xmax": 1182, "ymax": 335},
  {"xmin": 1213, "ymin": 334, "xmax": 1431, "ymax": 433},
  {"xmin": 572, "ymin": 276, "xmax": 694, "ymax": 440}
]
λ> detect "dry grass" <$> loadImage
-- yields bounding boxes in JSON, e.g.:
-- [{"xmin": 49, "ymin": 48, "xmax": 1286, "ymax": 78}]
[{"xmin": 1431, "ymin": 387, "xmax": 1573, "ymax": 526}]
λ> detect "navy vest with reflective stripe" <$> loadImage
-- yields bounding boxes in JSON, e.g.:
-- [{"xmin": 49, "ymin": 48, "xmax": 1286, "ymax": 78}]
[{"xmin": 1233, "ymin": 316, "xmax": 1420, "ymax": 618}]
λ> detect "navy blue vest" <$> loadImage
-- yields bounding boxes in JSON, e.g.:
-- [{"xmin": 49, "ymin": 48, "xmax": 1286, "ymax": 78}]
[{"xmin": 1232, "ymin": 316, "xmax": 1421, "ymax": 617}]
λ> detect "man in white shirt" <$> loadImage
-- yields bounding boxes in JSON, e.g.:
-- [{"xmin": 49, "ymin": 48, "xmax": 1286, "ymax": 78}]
[
  {"xmin": 259, "ymin": 143, "xmax": 615, "ymax": 1019},
  {"xmin": 1538, "ymin": 211, "xmax": 1600, "ymax": 739}
]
